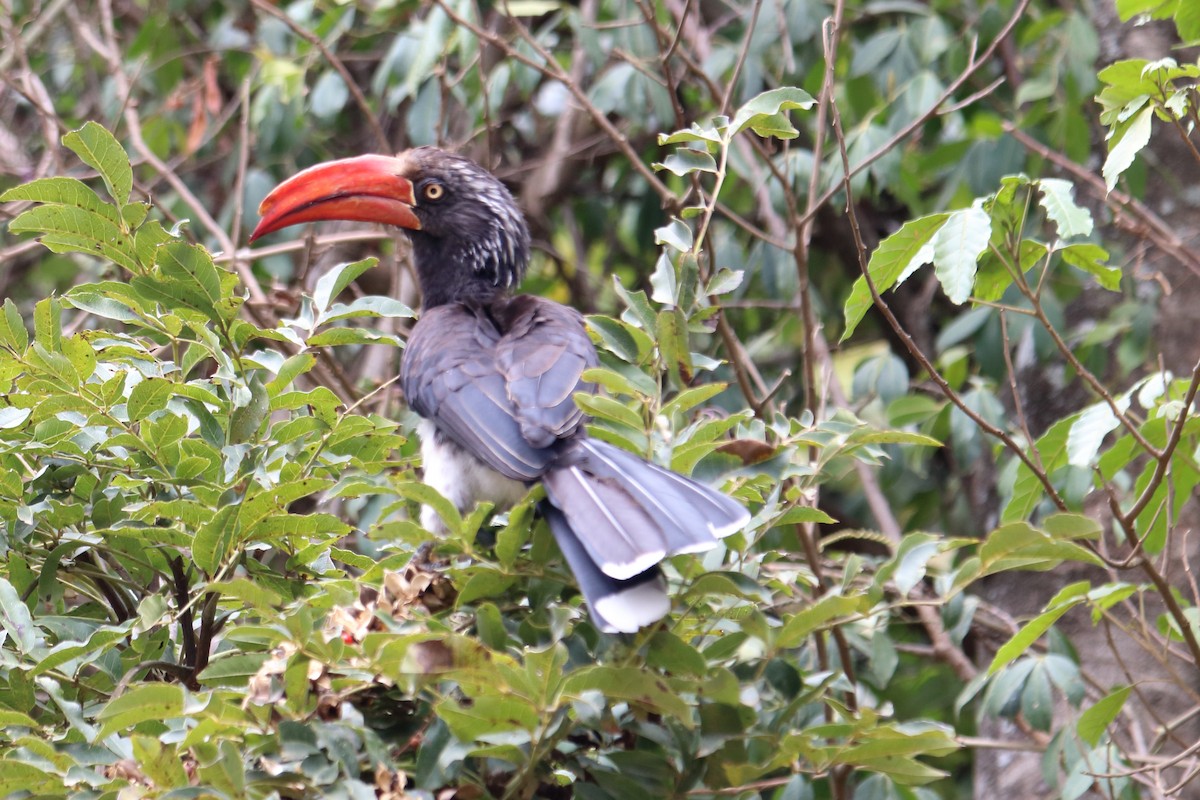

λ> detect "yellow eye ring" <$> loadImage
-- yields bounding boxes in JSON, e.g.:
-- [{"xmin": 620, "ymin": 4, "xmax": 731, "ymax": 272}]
[{"xmin": 423, "ymin": 182, "xmax": 445, "ymax": 201}]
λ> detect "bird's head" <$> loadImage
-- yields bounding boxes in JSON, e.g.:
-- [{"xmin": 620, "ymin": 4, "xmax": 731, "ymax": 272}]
[{"xmin": 251, "ymin": 147, "xmax": 530, "ymax": 306}]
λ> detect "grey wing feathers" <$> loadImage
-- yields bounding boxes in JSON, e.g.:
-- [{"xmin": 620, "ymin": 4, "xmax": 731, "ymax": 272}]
[
  {"xmin": 401, "ymin": 299, "xmax": 595, "ymax": 482},
  {"xmin": 497, "ymin": 299, "xmax": 597, "ymax": 449}
]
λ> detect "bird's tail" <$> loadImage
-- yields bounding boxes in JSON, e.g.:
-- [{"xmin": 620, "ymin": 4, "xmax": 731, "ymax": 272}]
[{"xmin": 541, "ymin": 438, "xmax": 748, "ymax": 633}]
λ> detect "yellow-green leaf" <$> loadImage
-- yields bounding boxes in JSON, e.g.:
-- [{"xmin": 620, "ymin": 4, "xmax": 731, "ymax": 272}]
[{"xmin": 62, "ymin": 121, "xmax": 133, "ymax": 206}]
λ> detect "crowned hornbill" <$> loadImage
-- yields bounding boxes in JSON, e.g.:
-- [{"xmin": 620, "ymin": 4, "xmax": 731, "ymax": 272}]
[{"xmin": 250, "ymin": 147, "xmax": 748, "ymax": 632}]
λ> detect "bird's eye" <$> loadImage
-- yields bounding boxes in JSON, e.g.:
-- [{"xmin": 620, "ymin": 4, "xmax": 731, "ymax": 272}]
[{"xmin": 423, "ymin": 182, "xmax": 445, "ymax": 201}]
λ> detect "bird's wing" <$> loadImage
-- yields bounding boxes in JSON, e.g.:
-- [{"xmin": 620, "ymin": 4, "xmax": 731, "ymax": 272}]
[
  {"xmin": 401, "ymin": 298, "xmax": 596, "ymax": 482},
  {"xmin": 494, "ymin": 296, "xmax": 598, "ymax": 450}
]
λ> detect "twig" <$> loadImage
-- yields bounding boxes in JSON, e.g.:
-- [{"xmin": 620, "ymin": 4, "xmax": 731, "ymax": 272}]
[
  {"xmin": 1003, "ymin": 121, "xmax": 1200, "ymax": 278},
  {"xmin": 997, "ymin": 241, "xmax": 1160, "ymax": 456},
  {"xmin": 437, "ymin": 0, "xmax": 676, "ymax": 205},
  {"xmin": 796, "ymin": 0, "xmax": 1034, "ymax": 229},
  {"xmin": 827, "ymin": 92, "xmax": 1067, "ymax": 512},
  {"xmin": 248, "ymin": 0, "xmax": 389, "ymax": 152},
  {"xmin": 82, "ymin": 4, "xmax": 270, "ymax": 307},
  {"xmin": 0, "ymin": 0, "xmax": 75, "ymax": 73},
  {"xmin": 229, "ymin": 78, "xmax": 252, "ymax": 252}
]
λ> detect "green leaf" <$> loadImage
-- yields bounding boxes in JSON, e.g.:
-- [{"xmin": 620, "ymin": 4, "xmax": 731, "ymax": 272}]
[
  {"xmin": 574, "ymin": 393, "xmax": 644, "ymax": 432},
  {"xmin": 393, "ymin": 481, "xmax": 462, "ymax": 534},
  {"xmin": 932, "ymin": 206, "xmax": 991, "ymax": 304},
  {"xmin": 436, "ymin": 694, "xmax": 539, "ymax": 741},
  {"xmin": 838, "ymin": 726, "xmax": 959, "ymax": 763},
  {"xmin": 495, "ymin": 498, "xmax": 534, "ymax": 569},
  {"xmin": 157, "ymin": 241, "xmax": 224, "ymax": 316},
  {"xmin": 655, "ymin": 219, "xmax": 693, "ymax": 253},
  {"xmin": 1178, "ymin": 2, "xmax": 1200, "ymax": 42},
  {"xmin": 655, "ymin": 148, "xmax": 718, "ymax": 176},
  {"xmin": 97, "ymin": 684, "xmax": 185, "ymax": 737},
  {"xmin": 1038, "ymin": 179, "xmax": 1093, "ymax": 239},
  {"xmin": 401, "ymin": 6, "xmax": 450, "ymax": 101},
  {"xmin": 730, "ymin": 87, "xmax": 816, "ymax": 137},
  {"xmin": 975, "ymin": 522, "xmax": 1102, "ymax": 581},
  {"xmin": 312, "ymin": 258, "xmax": 378, "ymax": 313},
  {"xmin": 321, "ymin": 295, "xmax": 415, "ymax": 325},
  {"xmin": 1043, "ymin": 513, "xmax": 1102, "ymax": 540},
  {"xmin": 457, "ymin": 570, "xmax": 517, "ymax": 605},
  {"xmin": 122, "ymin": 201, "xmax": 149, "ymax": 228},
  {"xmin": 128, "ymin": 378, "xmax": 174, "ymax": 422},
  {"xmin": 662, "ymin": 383, "xmax": 727, "ymax": 418},
  {"xmin": 0, "ymin": 762, "xmax": 57, "ymax": 795},
  {"xmin": 776, "ymin": 594, "xmax": 866, "ymax": 648},
  {"xmin": 580, "ymin": 367, "xmax": 646, "ymax": 399},
  {"xmin": 64, "ymin": 285, "xmax": 142, "ymax": 322},
  {"xmin": 306, "ymin": 327, "xmax": 403, "ymax": 347},
  {"xmin": 657, "ymin": 308, "xmax": 693, "ymax": 384},
  {"xmin": 32, "ymin": 626, "xmax": 133, "ymax": 678},
  {"xmin": 1104, "ymin": 105, "xmax": 1153, "ymax": 191},
  {"xmin": 229, "ymin": 374, "xmax": 270, "ymax": 443},
  {"xmin": 132, "ymin": 736, "xmax": 189, "ymax": 788},
  {"xmin": 776, "ymin": 505, "xmax": 837, "ymax": 525},
  {"xmin": 198, "ymin": 653, "xmax": 271, "ymax": 686},
  {"xmin": 0, "ymin": 709, "xmax": 37, "ymax": 728},
  {"xmin": 988, "ymin": 583, "xmax": 1088, "ymax": 674},
  {"xmin": 1077, "ymin": 686, "xmax": 1131, "ymax": 746},
  {"xmin": 706, "ymin": 268, "xmax": 744, "ymax": 296},
  {"xmin": 587, "ymin": 315, "xmax": 653, "ymax": 364},
  {"xmin": 0, "ymin": 407, "xmax": 31, "ymax": 429},
  {"xmin": 0, "ymin": 177, "xmax": 121, "ymax": 224},
  {"xmin": 881, "ymin": 533, "xmax": 941, "ymax": 595},
  {"xmin": 1067, "ymin": 396, "xmax": 1129, "ymax": 467},
  {"xmin": 1115, "ymin": 0, "xmax": 1174, "ymax": 21},
  {"xmin": 266, "ymin": 353, "xmax": 316, "ymax": 396},
  {"xmin": 870, "ymin": 633, "xmax": 899, "ymax": 687},
  {"xmin": 1060, "ymin": 243, "xmax": 1120, "ymax": 290},
  {"xmin": 311, "ymin": 69, "xmax": 350, "ymax": 119},
  {"xmin": 62, "ymin": 121, "xmax": 133, "ymax": 206},
  {"xmin": 271, "ymin": 386, "xmax": 343, "ymax": 425},
  {"xmin": 846, "ymin": 430, "xmax": 942, "ymax": 448},
  {"xmin": 1003, "ymin": 416, "xmax": 1072, "ymax": 523},
  {"xmin": 193, "ymin": 505, "xmax": 240, "ymax": 574},
  {"xmin": 206, "ymin": 578, "xmax": 284, "ymax": 610},
  {"xmin": 646, "ymin": 630, "xmax": 708, "ymax": 676},
  {"xmin": 474, "ymin": 602, "xmax": 508, "ymax": 650},
  {"xmin": 611, "ymin": 276, "xmax": 658, "ymax": 331},
  {"xmin": 0, "ymin": 298, "xmax": 29, "ymax": 352},
  {"xmin": 0, "ymin": 578, "xmax": 39, "ymax": 654},
  {"xmin": 678, "ymin": 252, "xmax": 699, "ymax": 310},
  {"xmin": 33, "ymin": 297, "xmax": 62, "ymax": 353},
  {"xmin": 561, "ymin": 666, "xmax": 693, "ymax": 722},
  {"xmin": 843, "ymin": 214, "xmax": 950, "ymax": 340},
  {"xmin": 254, "ymin": 513, "xmax": 352, "ymax": 539},
  {"xmin": 7, "ymin": 204, "xmax": 139, "ymax": 273},
  {"xmin": 134, "ymin": 219, "xmax": 174, "ymax": 269},
  {"xmin": 650, "ymin": 253, "xmax": 678, "ymax": 306},
  {"xmin": 658, "ymin": 121, "xmax": 723, "ymax": 146}
]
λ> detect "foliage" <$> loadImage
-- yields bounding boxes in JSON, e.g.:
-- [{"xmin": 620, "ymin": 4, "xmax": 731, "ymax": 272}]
[{"xmin": 2, "ymin": 1, "xmax": 1200, "ymax": 799}]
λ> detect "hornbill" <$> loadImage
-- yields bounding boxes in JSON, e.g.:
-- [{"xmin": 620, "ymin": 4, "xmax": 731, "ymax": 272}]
[{"xmin": 250, "ymin": 147, "xmax": 749, "ymax": 632}]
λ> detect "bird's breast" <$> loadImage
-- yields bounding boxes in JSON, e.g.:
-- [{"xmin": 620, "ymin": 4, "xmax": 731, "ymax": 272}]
[{"xmin": 417, "ymin": 420, "xmax": 529, "ymax": 533}]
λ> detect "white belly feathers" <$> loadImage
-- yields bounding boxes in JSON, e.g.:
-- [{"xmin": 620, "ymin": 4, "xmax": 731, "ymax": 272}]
[{"xmin": 418, "ymin": 419, "xmax": 529, "ymax": 533}]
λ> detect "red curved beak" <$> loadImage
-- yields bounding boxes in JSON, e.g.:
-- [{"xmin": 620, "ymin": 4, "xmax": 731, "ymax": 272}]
[{"xmin": 249, "ymin": 154, "xmax": 421, "ymax": 242}]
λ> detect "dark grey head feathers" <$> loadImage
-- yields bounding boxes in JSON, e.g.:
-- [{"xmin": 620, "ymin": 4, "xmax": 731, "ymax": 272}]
[{"xmin": 403, "ymin": 147, "xmax": 531, "ymax": 305}]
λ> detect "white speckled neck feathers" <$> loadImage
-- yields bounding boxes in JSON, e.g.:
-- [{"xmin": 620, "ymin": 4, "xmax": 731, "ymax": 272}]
[{"xmin": 402, "ymin": 148, "xmax": 531, "ymax": 309}]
